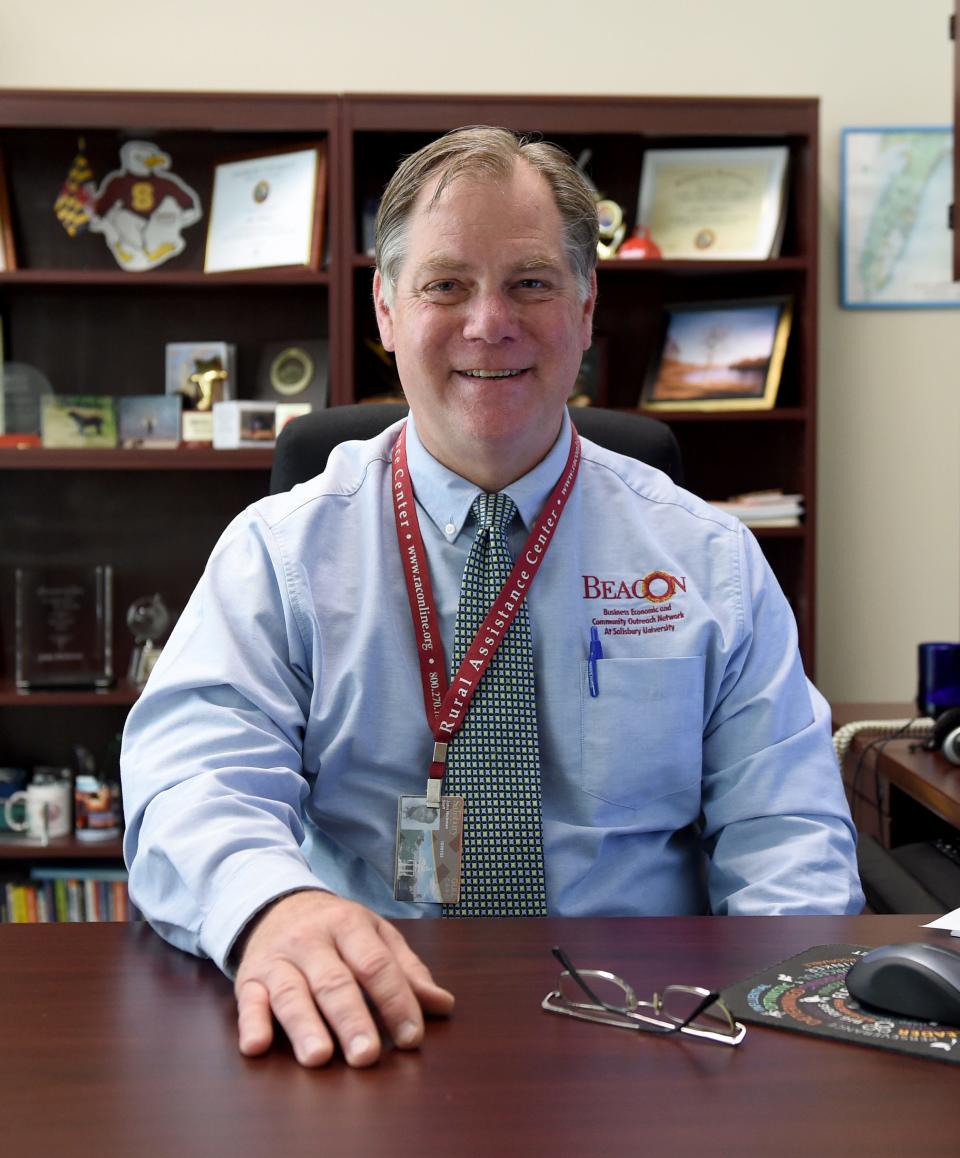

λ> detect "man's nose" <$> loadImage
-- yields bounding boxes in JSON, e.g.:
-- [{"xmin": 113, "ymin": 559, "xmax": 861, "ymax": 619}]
[{"xmin": 461, "ymin": 291, "xmax": 519, "ymax": 343}]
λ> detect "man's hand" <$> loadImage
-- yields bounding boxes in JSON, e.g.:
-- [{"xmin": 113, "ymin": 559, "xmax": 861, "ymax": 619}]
[{"xmin": 233, "ymin": 890, "xmax": 455, "ymax": 1068}]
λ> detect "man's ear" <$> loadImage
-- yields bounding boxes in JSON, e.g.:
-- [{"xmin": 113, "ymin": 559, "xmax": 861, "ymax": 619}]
[
  {"xmin": 373, "ymin": 269, "xmax": 395, "ymax": 352},
  {"xmin": 580, "ymin": 270, "xmax": 598, "ymax": 351}
]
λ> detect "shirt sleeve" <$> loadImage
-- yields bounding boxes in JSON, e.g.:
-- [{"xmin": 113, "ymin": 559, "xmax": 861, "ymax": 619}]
[
  {"xmin": 700, "ymin": 526, "xmax": 865, "ymax": 915},
  {"xmin": 120, "ymin": 508, "xmax": 329, "ymax": 973}
]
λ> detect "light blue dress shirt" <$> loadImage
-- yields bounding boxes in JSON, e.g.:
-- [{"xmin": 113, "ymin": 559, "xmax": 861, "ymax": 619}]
[{"xmin": 121, "ymin": 413, "xmax": 863, "ymax": 971}]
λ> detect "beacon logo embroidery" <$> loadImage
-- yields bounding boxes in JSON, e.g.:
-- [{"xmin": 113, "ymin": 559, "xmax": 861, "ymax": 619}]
[{"xmin": 582, "ymin": 571, "xmax": 688, "ymax": 637}]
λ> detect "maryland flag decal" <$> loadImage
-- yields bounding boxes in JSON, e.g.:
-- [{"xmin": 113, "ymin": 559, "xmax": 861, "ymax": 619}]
[{"xmin": 53, "ymin": 150, "xmax": 95, "ymax": 237}]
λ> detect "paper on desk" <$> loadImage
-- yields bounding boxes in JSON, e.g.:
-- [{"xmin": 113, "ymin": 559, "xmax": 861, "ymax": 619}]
[{"xmin": 922, "ymin": 911, "xmax": 960, "ymax": 937}]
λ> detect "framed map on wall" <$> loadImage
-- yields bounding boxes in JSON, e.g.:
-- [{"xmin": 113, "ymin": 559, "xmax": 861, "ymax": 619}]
[{"xmin": 840, "ymin": 126, "xmax": 960, "ymax": 308}]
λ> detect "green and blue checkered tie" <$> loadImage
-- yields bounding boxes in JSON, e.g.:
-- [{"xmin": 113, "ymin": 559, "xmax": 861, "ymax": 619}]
[{"xmin": 441, "ymin": 492, "xmax": 548, "ymax": 917}]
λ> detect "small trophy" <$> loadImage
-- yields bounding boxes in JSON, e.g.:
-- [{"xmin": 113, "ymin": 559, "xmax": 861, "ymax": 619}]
[{"xmin": 126, "ymin": 594, "xmax": 171, "ymax": 688}]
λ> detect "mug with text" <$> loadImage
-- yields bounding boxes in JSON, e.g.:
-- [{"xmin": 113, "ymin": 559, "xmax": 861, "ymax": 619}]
[{"xmin": 4, "ymin": 771, "xmax": 72, "ymax": 842}]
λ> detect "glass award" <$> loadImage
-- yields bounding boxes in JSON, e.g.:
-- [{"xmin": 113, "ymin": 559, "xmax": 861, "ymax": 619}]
[
  {"xmin": 14, "ymin": 565, "xmax": 115, "ymax": 690},
  {"xmin": 126, "ymin": 593, "xmax": 171, "ymax": 688}
]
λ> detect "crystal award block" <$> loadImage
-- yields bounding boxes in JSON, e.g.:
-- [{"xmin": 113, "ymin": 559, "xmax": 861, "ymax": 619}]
[{"xmin": 14, "ymin": 565, "xmax": 115, "ymax": 690}]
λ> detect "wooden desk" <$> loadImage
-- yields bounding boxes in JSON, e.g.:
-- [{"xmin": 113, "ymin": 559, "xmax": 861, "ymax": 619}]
[
  {"xmin": 1, "ymin": 916, "xmax": 956, "ymax": 1157},
  {"xmin": 832, "ymin": 701, "xmax": 960, "ymax": 842}
]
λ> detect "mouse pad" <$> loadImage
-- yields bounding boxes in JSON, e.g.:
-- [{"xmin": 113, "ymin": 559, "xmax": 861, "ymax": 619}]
[{"xmin": 721, "ymin": 944, "xmax": 960, "ymax": 1065}]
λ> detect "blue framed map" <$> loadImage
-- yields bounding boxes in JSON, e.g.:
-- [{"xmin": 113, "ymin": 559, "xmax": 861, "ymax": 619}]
[{"xmin": 840, "ymin": 126, "xmax": 960, "ymax": 308}]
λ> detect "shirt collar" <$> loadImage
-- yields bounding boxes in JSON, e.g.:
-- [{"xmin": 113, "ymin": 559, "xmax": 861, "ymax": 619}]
[{"xmin": 404, "ymin": 411, "xmax": 573, "ymax": 542}]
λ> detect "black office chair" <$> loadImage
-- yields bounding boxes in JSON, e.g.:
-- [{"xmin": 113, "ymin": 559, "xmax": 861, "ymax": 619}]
[{"xmin": 270, "ymin": 403, "xmax": 683, "ymax": 494}]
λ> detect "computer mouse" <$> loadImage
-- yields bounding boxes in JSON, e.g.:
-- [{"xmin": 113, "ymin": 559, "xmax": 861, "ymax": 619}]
[{"xmin": 845, "ymin": 941, "xmax": 960, "ymax": 1026}]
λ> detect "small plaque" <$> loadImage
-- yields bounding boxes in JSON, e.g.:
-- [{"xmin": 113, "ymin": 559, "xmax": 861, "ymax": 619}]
[
  {"xmin": 15, "ymin": 565, "xmax": 114, "ymax": 690},
  {"xmin": 255, "ymin": 339, "xmax": 328, "ymax": 408},
  {"xmin": 181, "ymin": 410, "xmax": 214, "ymax": 446}
]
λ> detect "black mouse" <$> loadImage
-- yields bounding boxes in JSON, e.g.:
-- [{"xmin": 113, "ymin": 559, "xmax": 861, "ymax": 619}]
[{"xmin": 845, "ymin": 941, "xmax": 960, "ymax": 1026}]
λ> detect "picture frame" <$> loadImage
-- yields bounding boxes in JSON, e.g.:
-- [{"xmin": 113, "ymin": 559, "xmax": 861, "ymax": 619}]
[
  {"xmin": 641, "ymin": 297, "xmax": 792, "ymax": 412},
  {"xmin": 637, "ymin": 146, "xmax": 788, "ymax": 260},
  {"xmin": 204, "ymin": 142, "xmax": 327, "ymax": 274},
  {"xmin": 840, "ymin": 126, "xmax": 959, "ymax": 308},
  {"xmin": 40, "ymin": 394, "xmax": 118, "ymax": 448},
  {"xmin": 0, "ymin": 149, "xmax": 16, "ymax": 272},
  {"xmin": 118, "ymin": 394, "xmax": 182, "ymax": 449},
  {"xmin": 212, "ymin": 400, "xmax": 277, "ymax": 449}
]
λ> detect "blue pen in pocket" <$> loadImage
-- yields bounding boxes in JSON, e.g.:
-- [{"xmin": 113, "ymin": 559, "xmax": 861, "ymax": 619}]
[{"xmin": 588, "ymin": 626, "xmax": 603, "ymax": 697}]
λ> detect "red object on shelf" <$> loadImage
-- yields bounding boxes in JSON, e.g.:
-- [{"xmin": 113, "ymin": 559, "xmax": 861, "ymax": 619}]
[{"xmin": 618, "ymin": 226, "xmax": 662, "ymax": 259}]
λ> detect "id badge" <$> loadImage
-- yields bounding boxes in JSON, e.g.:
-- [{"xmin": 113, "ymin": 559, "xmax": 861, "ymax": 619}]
[{"xmin": 394, "ymin": 794, "xmax": 464, "ymax": 904}]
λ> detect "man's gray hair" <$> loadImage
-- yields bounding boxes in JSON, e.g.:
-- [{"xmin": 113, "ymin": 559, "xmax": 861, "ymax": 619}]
[{"xmin": 375, "ymin": 125, "xmax": 599, "ymax": 307}]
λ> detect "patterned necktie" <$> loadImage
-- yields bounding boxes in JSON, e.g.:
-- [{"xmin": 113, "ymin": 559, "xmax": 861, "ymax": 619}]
[{"xmin": 441, "ymin": 492, "xmax": 548, "ymax": 917}]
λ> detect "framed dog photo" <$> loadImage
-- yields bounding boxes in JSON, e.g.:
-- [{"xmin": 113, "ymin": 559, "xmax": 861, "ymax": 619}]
[
  {"xmin": 118, "ymin": 394, "xmax": 182, "ymax": 449},
  {"xmin": 641, "ymin": 297, "xmax": 792, "ymax": 412},
  {"xmin": 41, "ymin": 395, "xmax": 118, "ymax": 448}
]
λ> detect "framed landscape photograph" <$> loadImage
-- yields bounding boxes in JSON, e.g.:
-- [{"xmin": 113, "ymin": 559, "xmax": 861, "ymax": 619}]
[
  {"xmin": 840, "ymin": 126, "xmax": 959, "ymax": 308},
  {"xmin": 204, "ymin": 142, "xmax": 326, "ymax": 274},
  {"xmin": 118, "ymin": 394, "xmax": 182, "ymax": 448},
  {"xmin": 641, "ymin": 298, "xmax": 792, "ymax": 412}
]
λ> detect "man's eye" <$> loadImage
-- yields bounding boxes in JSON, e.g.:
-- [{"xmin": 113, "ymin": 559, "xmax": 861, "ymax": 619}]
[
  {"xmin": 517, "ymin": 278, "xmax": 548, "ymax": 290},
  {"xmin": 424, "ymin": 281, "xmax": 457, "ymax": 294}
]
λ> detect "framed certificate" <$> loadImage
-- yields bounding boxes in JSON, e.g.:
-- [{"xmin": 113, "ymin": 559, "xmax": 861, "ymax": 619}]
[
  {"xmin": 204, "ymin": 143, "xmax": 326, "ymax": 274},
  {"xmin": 637, "ymin": 146, "xmax": 789, "ymax": 260},
  {"xmin": 641, "ymin": 297, "xmax": 792, "ymax": 412},
  {"xmin": 0, "ymin": 150, "xmax": 15, "ymax": 272}
]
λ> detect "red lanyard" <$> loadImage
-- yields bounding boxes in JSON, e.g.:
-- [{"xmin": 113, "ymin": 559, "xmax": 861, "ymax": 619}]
[{"xmin": 391, "ymin": 421, "xmax": 581, "ymax": 800}]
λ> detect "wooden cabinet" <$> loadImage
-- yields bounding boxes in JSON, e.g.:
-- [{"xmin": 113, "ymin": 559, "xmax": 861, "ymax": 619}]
[{"xmin": 0, "ymin": 91, "xmax": 820, "ymax": 867}]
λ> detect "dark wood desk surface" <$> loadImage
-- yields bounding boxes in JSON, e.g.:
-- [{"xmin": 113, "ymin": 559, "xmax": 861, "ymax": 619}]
[{"xmin": 1, "ymin": 916, "xmax": 956, "ymax": 1157}]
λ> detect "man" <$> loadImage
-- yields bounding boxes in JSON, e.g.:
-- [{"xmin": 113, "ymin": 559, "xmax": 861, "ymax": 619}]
[{"xmin": 121, "ymin": 126, "xmax": 863, "ymax": 1071}]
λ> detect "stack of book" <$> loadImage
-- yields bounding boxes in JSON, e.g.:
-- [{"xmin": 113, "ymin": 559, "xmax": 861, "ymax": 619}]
[
  {"xmin": 709, "ymin": 490, "xmax": 804, "ymax": 528},
  {"xmin": 0, "ymin": 865, "xmax": 140, "ymax": 923}
]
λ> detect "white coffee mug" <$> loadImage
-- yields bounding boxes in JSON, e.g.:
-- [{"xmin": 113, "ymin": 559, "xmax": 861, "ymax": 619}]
[{"xmin": 4, "ymin": 776, "xmax": 72, "ymax": 842}]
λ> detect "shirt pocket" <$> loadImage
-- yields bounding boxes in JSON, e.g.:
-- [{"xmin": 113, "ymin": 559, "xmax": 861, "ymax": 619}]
[{"xmin": 579, "ymin": 656, "xmax": 705, "ymax": 811}]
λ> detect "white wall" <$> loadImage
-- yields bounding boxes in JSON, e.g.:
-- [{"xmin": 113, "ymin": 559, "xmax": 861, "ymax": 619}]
[{"xmin": 1, "ymin": 0, "xmax": 957, "ymax": 703}]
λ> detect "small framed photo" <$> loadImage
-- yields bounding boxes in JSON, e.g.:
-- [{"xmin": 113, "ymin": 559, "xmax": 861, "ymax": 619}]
[
  {"xmin": 41, "ymin": 395, "xmax": 118, "ymax": 448},
  {"xmin": 212, "ymin": 400, "xmax": 277, "ymax": 449},
  {"xmin": 118, "ymin": 395, "xmax": 182, "ymax": 448},
  {"xmin": 204, "ymin": 143, "xmax": 327, "ymax": 274},
  {"xmin": 0, "ymin": 149, "xmax": 16, "ymax": 272},
  {"xmin": 165, "ymin": 341, "xmax": 236, "ymax": 410},
  {"xmin": 641, "ymin": 298, "xmax": 792, "ymax": 412}
]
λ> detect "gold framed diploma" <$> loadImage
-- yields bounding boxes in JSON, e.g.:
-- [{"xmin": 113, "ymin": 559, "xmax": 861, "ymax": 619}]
[
  {"xmin": 204, "ymin": 143, "xmax": 326, "ymax": 274},
  {"xmin": 637, "ymin": 146, "xmax": 789, "ymax": 260}
]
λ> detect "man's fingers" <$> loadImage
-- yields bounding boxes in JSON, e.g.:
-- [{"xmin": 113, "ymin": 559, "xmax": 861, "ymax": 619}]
[
  {"xmin": 233, "ymin": 892, "xmax": 456, "ymax": 1067},
  {"xmin": 299, "ymin": 953, "xmax": 383, "ymax": 1066},
  {"xmin": 331, "ymin": 925, "xmax": 426, "ymax": 1050},
  {"xmin": 378, "ymin": 919, "xmax": 456, "ymax": 1017},
  {"xmin": 236, "ymin": 977, "xmax": 275, "ymax": 1057}
]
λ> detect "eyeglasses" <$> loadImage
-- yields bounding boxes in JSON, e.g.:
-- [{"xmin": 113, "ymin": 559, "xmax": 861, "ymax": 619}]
[{"xmin": 542, "ymin": 946, "xmax": 746, "ymax": 1046}]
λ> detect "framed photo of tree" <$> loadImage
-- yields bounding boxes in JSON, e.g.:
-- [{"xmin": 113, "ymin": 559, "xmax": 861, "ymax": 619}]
[{"xmin": 641, "ymin": 297, "xmax": 792, "ymax": 412}]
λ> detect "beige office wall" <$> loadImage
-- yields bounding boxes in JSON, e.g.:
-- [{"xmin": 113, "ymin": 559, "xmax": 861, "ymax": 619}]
[{"xmin": 1, "ymin": 0, "xmax": 957, "ymax": 702}]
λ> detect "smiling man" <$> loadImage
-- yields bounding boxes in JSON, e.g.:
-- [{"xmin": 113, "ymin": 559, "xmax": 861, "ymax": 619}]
[{"xmin": 121, "ymin": 127, "xmax": 863, "ymax": 1073}]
